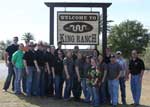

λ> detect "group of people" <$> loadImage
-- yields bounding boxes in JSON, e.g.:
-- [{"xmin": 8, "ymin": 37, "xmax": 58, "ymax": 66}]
[{"xmin": 2, "ymin": 36, "xmax": 145, "ymax": 107}]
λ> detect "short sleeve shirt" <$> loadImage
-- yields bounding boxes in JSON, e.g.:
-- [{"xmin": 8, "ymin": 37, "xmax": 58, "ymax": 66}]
[
  {"xmin": 129, "ymin": 58, "xmax": 145, "ymax": 75},
  {"xmin": 23, "ymin": 50, "xmax": 35, "ymax": 66},
  {"xmin": 98, "ymin": 62, "xmax": 107, "ymax": 78},
  {"xmin": 83, "ymin": 62, "xmax": 91, "ymax": 78},
  {"xmin": 107, "ymin": 62, "xmax": 121, "ymax": 80},
  {"xmin": 63, "ymin": 57, "xmax": 74, "ymax": 76},
  {"xmin": 45, "ymin": 52, "xmax": 56, "ymax": 68},
  {"xmin": 6, "ymin": 44, "xmax": 19, "ymax": 61},
  {"xmin": 87, "ymin": 67, "xmax": 102, "ymax": 86},
  {"xmin": 35, "ymin": 50, "xmax": 47, "ymax": 67},
  {"xmin": 54, "ymin": 57, "xmax": 64, "ymax": 75},
  {"xmin": 75, "ymin": 59, "xmax": 84, "ymax": 78}
]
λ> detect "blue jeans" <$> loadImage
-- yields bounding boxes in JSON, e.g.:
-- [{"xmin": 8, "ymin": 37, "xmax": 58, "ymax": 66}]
[
  {"xmin": 119, "ymin": 77, "xmax": 126, "ymax": 104},
  {"xmin": 54, "ymin": 75, "xmax": 64, "ymax": 98},
  {"xmin": 33, "ymin": 67, "xmax": 45, "ymax": 96},
  {"xmin": 99, "ymin": 80, "xmax": 107, "ymax": 104},
  {"xmin": 81, "ymin": 78, "xmax": 90, "ymax": 102},
  {"xmin": 14, "ymin": 67, "xmax": 24, "ymax": 94},
  {"xmin": 26, "ymin": 66, "xmax": 34, "ymax": 96},
  {"xmin": 22, "ymin": 70, "xmax": 26, "ymax": 93},
  {"xmin": 47, "ymin": 73, "xmax": 54, "ymax": 96},
  {"xmin": 131, "ymin": 74, "xmax": 141, "ymax": 105},
  {"xmin": 64, "ymin": 78, "xmax": 73, "ymax": 99},
  {"xmin": 108, "ymin": 79, "xmax": 119, "ymax": 105},
  {"xmin": 88, "ymin": 86, "xmax": 99, "ymax": 107},
  {"xmin": 39, "ymin": 67, "xmax": 46, "ymax": 96},
  {"xmin": 92, "ymin": 87, "xmax": 100, "ymax": 107},
  {"xmin": 32, "ymin": 70, "xmax": 38, "ymax": 96},
  {"xmin": 72, "ymin": 76, "xmax": 82, "ymax": 100},
  {"xmin": 3, "ymin": 62, "xmax": 15, "ymax": 91}
]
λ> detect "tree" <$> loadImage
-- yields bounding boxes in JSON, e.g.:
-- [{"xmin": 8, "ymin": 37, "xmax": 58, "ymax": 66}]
[
  {"xmin": 0, "ymin": 40, "xmax": 10, "ymax": 60},
  {"xmin": 22, "ymin": 32, "xmax": 34, "ymax": 44},
  {"xmin": 108, "ymin": 20, "xmax": 150, "ymax": 58}
]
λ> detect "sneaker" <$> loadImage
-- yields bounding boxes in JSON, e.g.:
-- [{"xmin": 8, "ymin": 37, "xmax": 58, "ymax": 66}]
[{"xmin": 2, "ymin": 89, "xmax": 7, "ymax": 92}]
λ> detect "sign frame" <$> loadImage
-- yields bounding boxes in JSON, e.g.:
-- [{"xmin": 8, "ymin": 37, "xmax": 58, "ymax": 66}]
[{"xmin": 57, "ymin": 11, "xmax": 100, "ymax": 45}]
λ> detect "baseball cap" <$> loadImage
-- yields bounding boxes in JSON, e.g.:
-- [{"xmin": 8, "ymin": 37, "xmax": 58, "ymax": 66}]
[{"xmin": 116, "ymin": 51, "xmax": 122, "ymax": 55}]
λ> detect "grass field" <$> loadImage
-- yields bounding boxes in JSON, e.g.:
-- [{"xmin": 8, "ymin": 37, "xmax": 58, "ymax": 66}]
[{"xmin": 0, "ymin": 72, "xmax": 150, "ymax": 107}]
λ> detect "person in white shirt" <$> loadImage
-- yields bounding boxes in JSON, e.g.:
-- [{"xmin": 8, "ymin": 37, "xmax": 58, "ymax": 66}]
[{"xmin": 116, "ymin": 51, "xmax": 128, "ymax": 105}]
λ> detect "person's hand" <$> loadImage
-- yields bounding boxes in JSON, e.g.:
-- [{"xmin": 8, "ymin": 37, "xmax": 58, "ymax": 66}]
[
  {"xmin": 115, "ymin": 77, "xmax": 119, "ymax": 80},
  {"xmin": 125, "ymin": 75, "xmax": 129, "ymax": 81},
  {"xmin": 53, "ymin": 74, "xmax": 55, "ymax": 79},
  {"xmin": 26, "ymin": 68, "xmax": 29, "ymax": 75},
  {"xmin": 48, "ymin": 70, "xmax": 51, "ymax": 75},
  {"xmin": 78, "ymin": 77, "xmax": 81, "ymax": 82},
  {"xmin": 5, "ymin": 62, "xmax": 9, "ymax": 67},
  {"xmin": 37, "ymin": 68, "xmax": 40, "ymax": 73},
  {"xmin": 98, "ymin": 82, "xmax": 101, "ymax": 87},
  {"xmin": 66, "ymin": 75, "xmax": 70, "ymax": 80}
]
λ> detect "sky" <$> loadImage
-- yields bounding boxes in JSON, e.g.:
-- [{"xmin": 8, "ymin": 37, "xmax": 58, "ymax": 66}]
[{"xmin": 0, "ymin": 0, "xmax": 150, "ymax": 47}]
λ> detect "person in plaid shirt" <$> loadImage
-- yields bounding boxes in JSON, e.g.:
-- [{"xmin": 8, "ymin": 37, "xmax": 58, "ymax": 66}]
[{"xmin": 87, "ymin": 57, "xmax": 102, "ymax": 107}]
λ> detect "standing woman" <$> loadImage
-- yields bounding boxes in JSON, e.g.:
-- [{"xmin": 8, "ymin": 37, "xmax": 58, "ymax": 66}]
[
  {"xmin": 97, "ymin": 54, "xmax": 108, "ymax": 104},
  {"xmin": 82, "ymin": 56, "xmax": 91, "ymax": 103},
  {"xmin": 87, "ymin": 57, "xmax": 101, "ymax": 107},
  {"xmin": 12, "ymin": 43, "xmax": 25, "ymax": 94},
  {"xmin": 63, "ymin": 50, "xmax": 75, "ymax": 100},
  {"xmin": 54, "ymin": 50, "xmax": 64, "ymax": 99},
  {"xmin": 74, "ymin": 52, "xmax": 84, "ymax": 101}
]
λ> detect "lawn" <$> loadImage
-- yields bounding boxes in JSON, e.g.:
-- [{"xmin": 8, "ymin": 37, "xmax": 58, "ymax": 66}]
[{"xmin": 0, "ymin": 72, "xmax": 150, "ymax": 107}]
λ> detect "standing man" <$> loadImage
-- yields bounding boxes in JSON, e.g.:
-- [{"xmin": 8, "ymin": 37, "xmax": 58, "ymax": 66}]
[
  {"xmin": 116, "ymin": 51, "xmax": 127, "ymax": 105},
  {"xmin": 127, "ymin": 50, "xmax": 145, "ymax": 106},
  {"xmin": 107, "ymin": 54, "xmax": 121, "ymax": 107},
  {"xmin": 54, "ymin": 50, "xmax": 64, "ymax": 99},
  {"xmin": 23, "ymin": 42, "xmax": 36, "ymax": 96},
  {"xmin": 34, "ymin": 42, "xmax": 50, "ymax": 97},
  {"xmin": 3, "ymin": 36, "xmax": 19, "ymax": 92},
  {"xmin": 63, "ymin": 50, "xmax": 76, "ymax": 101},
  {"xmin": 72, "ymin": 46, "xmax": 82, "ymax": 101},
  {"xmin": 12, "ymin": 43, "xmax": 25, "ymax": 94}
]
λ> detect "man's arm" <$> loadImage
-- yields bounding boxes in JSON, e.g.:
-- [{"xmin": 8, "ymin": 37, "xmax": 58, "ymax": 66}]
[
  {"xmin": 140, "ymin": 60, "xmax": 145, "ymax": 80},
  {"xmin": 64, "ymin": 65, "xmax": 70, "ymax": 80},
  {"xmin": 51, "ymin": 66, "xmax": 55, "ymax": 79},
  {"xmin": 46, "ymin": 62, "xmax": 51, "ymax": 74},
  {"xmin": 4, "ymin": 51, "xmax": 8, "ymax": 67},
  {"xmin": 23, "ymin": 60, "xmax": 29, "ymax": 75},
  {"xmin": 115, "ymin": 64, "xmax": 121, "ymax": 80},
  {"xmin": 34, "ymin": 60, "xmax": 40, "ymax": 72},
  {"xmin": 75, "ymin": 66, "xmax": 81, "ymax": 82}
]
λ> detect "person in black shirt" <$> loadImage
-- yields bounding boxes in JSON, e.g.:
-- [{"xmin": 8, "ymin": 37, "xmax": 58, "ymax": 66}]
[
  {"xmin": 54, "ymin": 41, "xmax": 65, "ymax": 58},
  {"xmin": 34, "ymin": 42, "xmax": 50, "ymax": 96},
  {"xmin": 127, "ymin": 50, "xmax": 145, "ymax": 106},
  {"xmin": 54, "ymin": 50, "xmax": 64, "ymax": 99},
  {"xmin": 3, "ymin": 36, "xmax": 19, "ymax": 92},
  {"xmin": 104, "ymin": 48, "xmax": 111, "ymax": 104},
  {"xmin": 45, "ymin": 45, "xmax": 56, "ymax": 97},
  {"xmin": 23, "ymin": 42, "xmax": 36, "ymax": 96},
  {"xmin": 71, "ymin": 46, "xmax": 82, "ymax": 101}
]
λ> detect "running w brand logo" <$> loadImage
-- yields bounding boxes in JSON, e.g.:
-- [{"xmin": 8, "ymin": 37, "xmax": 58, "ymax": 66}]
[{"xmin": 63, "ymin": 22, "xmax": 93, "ymax": 33}]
